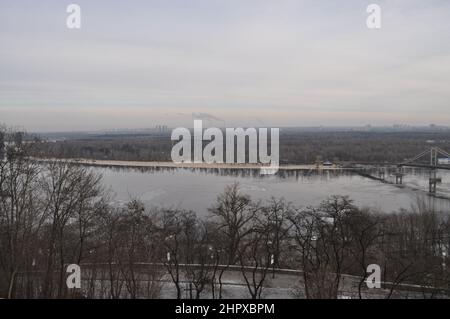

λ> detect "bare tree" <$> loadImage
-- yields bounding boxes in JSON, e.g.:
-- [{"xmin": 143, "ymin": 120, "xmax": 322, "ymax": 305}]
[
  {"xmin": 208, "ymin": 183, "xmax": 260, "ymax": 299},
  {"xmin": 0, "ymin": 129, "xmax": 45, "ymax": 299},
  {"xmin": 209, "ymin": 183, "xmax": 259, "ymax": 265},
  {"xmin": 237, "ymin": 223, "xmax": 272, "ymax": 299},
  {"xmin": 158, "ymin": 209, "xmax": 187, "ymax": 299},
  {"xmin": 40, "ymin": 161, "xmax": 104, "ymax": 298},
  {"xmin": 289, "ymin": 196, "xmax": 357, "ymax": 299},
  {"xmin": 183, "ymin": 220, "xmax": 215, "ymax": 299},
  {"xmin": 101, "ymin": 207, "xmax": 125, "ymax": 299},
  {"xmin": 345, "ymin": 209, "xmax": 383, "ymax": 298},
  {"xmin": 261, "ymin": 197, "xmax": 294, "ymax": 268}
]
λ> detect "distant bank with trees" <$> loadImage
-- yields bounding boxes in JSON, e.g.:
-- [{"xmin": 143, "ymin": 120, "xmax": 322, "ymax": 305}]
[{"xmin": 30, "ymin": 130, "xmax": 450, "ymax": 165}]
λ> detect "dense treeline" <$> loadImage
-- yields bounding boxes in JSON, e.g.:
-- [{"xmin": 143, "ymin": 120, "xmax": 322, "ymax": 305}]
[
  {"xmin": 1, "ymin": 129, "xmax": 450, "ymax": 299},
  {"xmin": 31, "ymin": 131, "xmax": 450, "ymax": 164},
  {"xmin": 280, "ymin": 131, "xmax": 450, "ymax": 164},
  {"xmin": 32, "ymin": 135, "xmax": 172, "ymax": 162}
]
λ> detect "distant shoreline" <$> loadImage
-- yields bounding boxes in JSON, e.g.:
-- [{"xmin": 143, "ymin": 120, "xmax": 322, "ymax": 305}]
[{"xmin": 30, "ymin": 157, "xmax": 347, "ymax": 171}]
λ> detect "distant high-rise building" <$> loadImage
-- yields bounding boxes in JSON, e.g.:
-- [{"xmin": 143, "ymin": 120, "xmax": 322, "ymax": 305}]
[{"xmin": 156, "ymin": 125, "xmax": 168, "ymax": 133}]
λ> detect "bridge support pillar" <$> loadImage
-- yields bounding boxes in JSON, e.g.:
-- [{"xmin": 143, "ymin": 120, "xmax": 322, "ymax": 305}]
[
  {"xmin": 429, "ymin": 169, "xmax": 442, "ymax": 195},
  {"xmin": 429, "ymin": 179, "xmax": 437, "ymax": 194},
  {"xmin": 395, "ymin": 166, "xmax": 403, "ymax": 184}
]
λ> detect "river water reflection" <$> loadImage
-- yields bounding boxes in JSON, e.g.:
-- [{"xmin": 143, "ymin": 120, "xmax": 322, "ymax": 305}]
[{"xmin": 93, "ymin": 166, "xmax": 450, "ymax": 215}]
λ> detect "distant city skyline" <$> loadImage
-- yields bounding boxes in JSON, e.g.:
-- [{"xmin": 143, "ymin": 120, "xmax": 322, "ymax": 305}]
[{"xmin": 1, "ymin": 0, "xmax": 450, "ymax": 131}]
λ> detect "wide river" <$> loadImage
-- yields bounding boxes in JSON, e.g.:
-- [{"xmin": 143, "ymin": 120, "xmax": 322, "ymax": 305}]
[{"xmin": 93, "ymin": 166, "xmax": 450, "ymax": 215}]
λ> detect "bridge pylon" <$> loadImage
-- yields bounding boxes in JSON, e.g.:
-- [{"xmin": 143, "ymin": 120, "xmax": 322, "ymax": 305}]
[
  {"xmin": 401, "ymin": 147, "xmax": 450, "ymax": 195},
  {"xmin": 395, "ymin": 166, "xmax": 403, "ymax": 184}
]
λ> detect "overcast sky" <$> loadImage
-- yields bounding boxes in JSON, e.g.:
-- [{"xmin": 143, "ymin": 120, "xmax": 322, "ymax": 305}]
[{"xmin": 1, "ymin": 0, "xmax": 450, "ymax": 131}]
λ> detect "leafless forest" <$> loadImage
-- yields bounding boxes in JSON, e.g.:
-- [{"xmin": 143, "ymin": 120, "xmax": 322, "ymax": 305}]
[
  {"xmin": 1, "ymin": 128, "xmax": 450, "ymax": 299},
  {"xmin": 32, "ymin": 129, "xmax": 450, "ymax": 165}
]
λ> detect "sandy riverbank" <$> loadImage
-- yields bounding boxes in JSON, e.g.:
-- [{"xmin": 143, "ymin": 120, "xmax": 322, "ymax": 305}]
[{"xmin": 31, "ymin": 158, "xmax": 347, "ymax": 171}]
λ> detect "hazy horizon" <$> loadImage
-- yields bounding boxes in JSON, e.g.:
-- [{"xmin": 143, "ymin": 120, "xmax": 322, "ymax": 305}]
[
  {"xmin": 15, "ymin": 123, "xmax": 448, "ymax": 135},
  {"xmin": 1, "ymin": 0, "xmax": 450, "ymax": 131}
]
